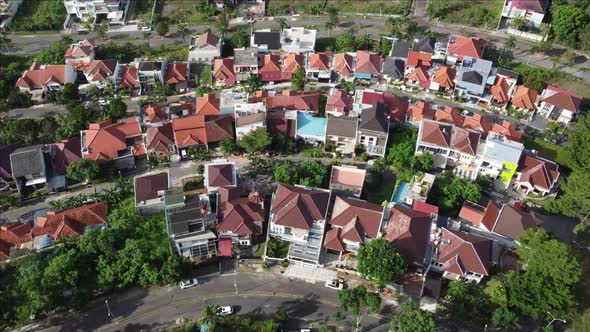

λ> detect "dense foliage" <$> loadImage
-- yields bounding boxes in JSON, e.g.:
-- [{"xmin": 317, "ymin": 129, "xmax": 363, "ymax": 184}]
[
  {"xmin": 337, "ymin": 285, "xmax": 381, "ymax": 331},
  {"xmin": 8, "ymin": 0, "xmax": 66, "ymax": 31},
  {"xmin": 444, "ymin": 281, "xmax": 492, "ymax": 325},
  {"xmin": 391, "ymin": 301, "xmax": 436, "ymax": 332},
  {"xmin": 238, "ymin": 128, "xmax": 272, "ymax": 154},
  {"xmin": 291, "ymin": 67, "xmax": 306, "ymax": 91},
  {"xmin": 427, "ymin": 171, "xmax": 481, "ymax": 217},
  {"xmin": 551, "ymin": 5, "xmax": 588, "ymax": 48},
  {"xmin": 0, "ymin": 54, "xmax": 34, "ymax": 112},
  {"xmin": 65, "ymin": 159, "xmax": 100, "ymax": 183},
  {"xmin": 273, "ymin": 160, "xmax": 330, "ymax": 188},
  {"xmin": 36, "ymin": 37, "xmax": 73, "ymax": 65},
  {"xmin": 357, "ymin": 238, "xmax": 406, "ymax": 287},
  {"xmin": 385, "ymin": 126, "xmax": 433, "ymax": 182}
]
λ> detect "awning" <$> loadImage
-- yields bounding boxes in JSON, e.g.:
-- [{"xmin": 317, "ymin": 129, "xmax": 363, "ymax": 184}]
[{"xmin": 218, "ymin": 238, "xmax": 233, "ymax": 257}]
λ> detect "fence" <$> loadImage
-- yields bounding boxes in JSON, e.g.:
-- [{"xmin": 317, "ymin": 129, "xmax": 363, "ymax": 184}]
[{"xmin": 506, "ymin": 28, "xmax": 545, "ymax": 42}]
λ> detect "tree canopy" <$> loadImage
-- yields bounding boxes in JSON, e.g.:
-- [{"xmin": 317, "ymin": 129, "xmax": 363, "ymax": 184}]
[
  {"xmin": 337, "ymin": 285, "xmax": 381, "ymax": 332},
  {"xmin": 108, "ymin": 97, "xmax": 128, "ymax": 120},
  {"xmin": 427, "ymin": 171, "xmax": 481, "ymax": 217},
  {"xmin": 391, "ymin": 301, "xmax": 436, "ymax": 332},
  {"xmin": 37, "ymin": 37, "xmax": 73, "ymax": 64},
  {"xmin": 291, "ymin": 67, "xmax": 306, "ymax": 91},
  {"xmin": 273, "ymin": 160, "xmax": 329, "ymax": 188},
  {"xmin": 238, "ymin": 128, "xmax": 271, "ymax": 154},
  {"xmin": 357, "ymin": 238, "xmax": 406, "ymax": 287},
  {"xmin": 551, "ymin": 5, "xmax": 587, "ymax": 47},
  {"xmin": 66, "ymin": 159, "xmax": 100, "ymax": 183}
]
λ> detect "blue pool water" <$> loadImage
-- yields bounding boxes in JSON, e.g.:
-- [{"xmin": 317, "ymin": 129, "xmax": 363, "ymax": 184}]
[{"xmin": 391, "ymin": 182, "xmax": 410, "ymax": 204}]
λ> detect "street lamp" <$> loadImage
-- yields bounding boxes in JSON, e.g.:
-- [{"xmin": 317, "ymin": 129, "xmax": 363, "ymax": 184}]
[
  {"xmin": 234, "ymin": 255, "xmax": 240, "ymax": 294},
  {"xmin": 546, "ymin": 311, "xmax": 566, "ymax": 328},
  {"xmin": 105, "ymin": 299, "xmax": 114, "ymax": 319}
]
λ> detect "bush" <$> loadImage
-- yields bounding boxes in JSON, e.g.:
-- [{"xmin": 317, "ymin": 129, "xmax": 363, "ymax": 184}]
[
  {"xmin": 183, "ymin": 176, "xmax": 205, "ymax": 191},
  {"xmin": 267, "ymin": 237, "xmax": 290, "ymax": 258}
]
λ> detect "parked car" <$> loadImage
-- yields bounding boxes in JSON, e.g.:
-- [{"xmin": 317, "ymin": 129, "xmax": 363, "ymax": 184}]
[
  {"xmin": 216, "ymin": 306, "xmax": 234, "ymax": 316},
  {"xmin": 179, "ymin": 278, "xmax": 199, "ymax": 289},
  {"xmin": 324, "ymin": 279, "xmax": 344, "ymax": 290},
  {"xmin": 514, "ymin": 202, "xmax": 529, "ymax": 212}
]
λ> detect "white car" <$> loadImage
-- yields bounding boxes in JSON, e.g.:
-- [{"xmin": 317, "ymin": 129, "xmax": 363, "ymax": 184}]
[
  {"xmin": 216, "ymin": 306, "xmax": 234, "ymax": 316},
  {"xmin": 325, "ymin": 279, "xmax": 344, "ymax": 290},
  {"xmin": 179, "ymin": 278, "xmax": 199, "ymax": 289}
]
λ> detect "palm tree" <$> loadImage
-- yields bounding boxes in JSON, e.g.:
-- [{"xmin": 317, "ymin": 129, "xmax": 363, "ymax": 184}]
[
  {"xmin": 143, "ymin": 31, "xmax": 152, "ymax": 46},
  {"xmin": 275, "ymin": 17, "xmax": 288, "ymax": 31},
  {"xmin": 0, "ymin": 32, "xmax": 12, "ymax": 52},
  {"xmin": 70, "ymin": 22, "xmax": 79, "ymax": 35},
  {"xmin": 511, "ymin": 15, "xmax": 527, "ymax": 31},
  {"xmin": 503, "ymin": 35, "xmax": 517, "ymax": 54},
  {"xmin": 95, "ymin": 25, "xmax": 108, "ymax": 41},
  {"xmin": 199, "ymin": 303, "xmax": 219, "ymax": 331},
  {"xmin": 215, "ymin": 8, "xmax": 230, "ymax": 37},
  {"xmin": 176, "ymin": 22, "xmax": 190, "ymax": 43}
]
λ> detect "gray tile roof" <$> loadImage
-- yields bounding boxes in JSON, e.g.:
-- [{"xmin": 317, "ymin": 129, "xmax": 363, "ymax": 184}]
[
  {"xmin": 10, "ymin": 145, "xmax": 46, "ymax": 178},
  {"xmin": 390, "ymin": 41, "xmax": 411, "ymax": 58},
  {"xmin": 234, "ymin": 47, "xmax": 258, "ymax": 66},
  {"xmin": 413, "ymin": 36, "xmax": 436, "ymax": 54},
  {"xmin": 382, "ymin": 57, "xmax": 405, "ymax": 79},
  {"xmin": 326, "ymin": 116, "xmax": 358, "ymax": 138},
  {"xmin": 456, "ymin": 56, "xmax": 493, "ymax": 96},
  {"xmin": 496, "ymin": 67, "xmax": 520, "ymax": 80},
  {"xmin": 360, "ymin": 102, "xmax": 390, "ymax": 133}
]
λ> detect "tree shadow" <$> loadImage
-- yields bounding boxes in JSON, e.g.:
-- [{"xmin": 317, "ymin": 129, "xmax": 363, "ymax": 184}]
[{"xmin": 277, "ymin": 293, "xmax": 321, "ymax": 319}]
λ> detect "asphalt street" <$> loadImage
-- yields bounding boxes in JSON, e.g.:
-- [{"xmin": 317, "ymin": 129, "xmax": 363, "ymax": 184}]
[{"xmin": 33, "ymin": 273, "xmax": 392, "ymax": 332}]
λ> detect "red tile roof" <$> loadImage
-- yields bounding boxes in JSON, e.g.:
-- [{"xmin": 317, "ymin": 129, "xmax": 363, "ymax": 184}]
[
  {"xmin": 355, "ymin": 51, "xmax": 382, "ymax": 76},
  {"xmin": 361, "ymin": 91, "xmax": 409, "ymax": 122},
  {"xmin": 207, "ymin": 163, "xmax": 235, "ymax": 187},
  {"xmin": 260, "ymin": 54, "xmax": 282, "ymax": 73},
  {"xmin": 491, "ymin": 76, "xmax": 510, "ymax": 104},
  {"xmin": 309, "ymin": 52, "xmax": 331, "ymax": 70},
  {"xmin": 542, "ymin": 85, "xmax": 583, "ymax": 113},
  {"xmin": 459, "ymin": 200, "xmax": 499, "ymax": 231},
  {"xmin": 462, "ymin": 113, "xmax": 491, "ymax": 137},
  {"xmin": 408, "ymin": 101, "xmax": 436, "ymax": 122},
  {"xmin": 412, "ymin": 201, "xmax": 439, "ymax": 216},
  {"xmin": 324, "ymin": 228, "xmax": 346, "ymax": 252},
  {"xmin": 326, "ymin": 89, "xmax": 353, "ymax": 116},
  {"xmin": 83, "ymin": 118, "xmax": 144, "ymax": 162},
  {"xmin": 511, "ymin": 85, "xmax": 538, "ymax": 110},
  {"xmin": 491, "ymin": 120, "xmax": 522, "ymax": 142},
  {"xmin": 196, "ymin": 94, "xmax": 221, "ymax": 116},
  {"xmin": 196, "ymin": 32, "xmax": 220, "ymax": 48},
  {"xmin": 511, "ymin": 0, "xmax": 548, "ymax": 14},
  {"xmin": 205, "ymin": 115, "xmax": 235, "ymax": 143},
  {"xmin": 452, "ymin": 127, "xmax": 481, "ymax": 156},
  {"xmin": 87, "ymin": 59, "xmax": 117, "ymax": 82},
  {"xmin": 118, "ymin": 64, "xmax": 139, "ymax": 89},
  {"xmin": 64, "ymin": 39, "xmax": 94, "ymax": 58},
  {"xmin": 517, "ymin": 155, "xmax": 559, "ymax": 191},
  {"xmin": 49, "ymin": 138, "xmax": 81, "ymax": 175},
  {"xmin": 33, "ymin": 202, "xmax": 107, "ymax": 239},
  {"xmin": 435, "ymin": 106, "xmax": 464, "ymax": 126},
  {"xmin": 135, "ymin": 172, "xmax": 168, "ymax": 204},
  {"xmin": 144, "ymin": 104, "xmax": 168, "ymax": 124},
  {"xmin": 407, "ymin": 66, "xmax": 429, "ymax": 84},
  {"xmin": 270, "ymin": 184, "xmax": 330, "ymax": 230},
  {"xmin": 432, "ymin": 66, "xmax": 456, "ymax": 89},
  {"xmin": 146, "ymin": 123, "xmax": 175, "ymax": 154},
  {"xmin": 420, "ymin": 121, "xmax": 452, "ymax": 148},
  {"xmin": 334, "ymin": 53, "xmax": 354, "ymax": 77},
  {"xmin": 385, "ymin": 205, "xmax": 432, "ymax": 266},
  {"xmin": 217, "ymin": 186, "xmax": 264, "ymax": 236},
  {"xmin": 213, "ymin": 58, "xmax": 236, "ymax": 86},
  {"xmin": 406, "ymin": 51, "xmax": 432, "ymax": 67},
  {"xmin": 448, "ymin": 36, "xmax": 487, "ymax": 60},
  {"xmin": 267, "ymin": 110, "xmax": 297, "ymax": 139},
  {"xmin": 327, "ymin": 196, "xmax": 383, "ymax": 246},
  {"xmin": 16, "ymin": 63, "xmax": 71, "ymax": 89},
  {"xmin": 0, "ymin": 223, "xmax": 32, "ymax": 261},
  {"xmin": 172, "ymin": 115, "xmax": 207, "ymax": 148},
  {"xmin": 264, "ymin": 90, "xmax": 320, "ymax": 113},
  {"xmin": 437, "ymin": 228, "xmax": 491, "ymax": 276},
  {"xmin": 283, "ymin": 53, "xmax": 304, "ymax": 73},
  {"xmin": 166, "ymin": 62, "xmax": 187, "ymax": 84}
]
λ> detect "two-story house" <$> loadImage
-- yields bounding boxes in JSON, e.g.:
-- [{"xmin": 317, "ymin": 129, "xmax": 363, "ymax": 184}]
[
  {"xmin": 250, "ymin": 30, "xmax": 281, "ymax": 52},
  {"xmin": 84, "ymin": 59, "xmax": 120, "ymax": 88},
  {"xmin": 415, "ymin": 120, "xmax": 453, "ymax": 169},
  {"xmin": 213, "ymin": 58, "xmax": 236, "ymax": 87},
  {"xmin": 500, "ymin": 0, "xmax": 549, "ymax": 29},
  {"xmin": 357, "ymin": 102, "xmax": 390, "ymax": 157},
  {"xmin": 137, "ymin": 60, "xmax": 167, "ymax": 94},
  {"xmin": 325, "ymin": 116, "xmax": 358, "ymax": 155},
  {"xmin": 537, "ymin": 85, "xmax": 583, "ymax": 125},
  {"xmin": 16, "ymin": 62, "xmax": 77, "ymax": 101},
  {"xmin": 326, "ymin": 88, "xmax": 353, "ymax": 117},
  {"xmin": 307, "ymin": 52, "xmax": 332, "ymax": 81},
  {"xmin": 233, "ymin": 47, "xmax": 259, "ymax": 83},
  {"xmin": 454, "ymin": 56, "xmax": 495, "ymax": 105},
  {"xmin": 514, "ymin": 154, "xmax": 559, "ymax": 196},
  {"xmin": 510, "ymin": 85, "xmax": 539, "ymax": 115},
  {"xmin": 134, "ymin": 172, "xmax": 170, "ymax": 215},
  {"xmin": 446, "ymin": 36, "xmax": 487, "ymax": 66},
  {"xmin": 216, "ymin": 186, "xmax": 265, "ymax": 246},
  {"xmin": 10, "ymin": 145, "xmax": 49, "ymax": 195},
  {"xmin": 329, "ymin": 166, "xmax": 366, "ymax": 198},
  {"xmin": 280, "ymin": 27, "xmax": 316, "ymax": 53},
  {"xmin": 235, "ymin": 102, "xmax": 266, "ymax": 139},
  {"xmin": 354, "ymin": 51, "xmax": 382, "ymax": 80},
  {"xmin": 476, "ymin": 133, "xmax": 524, "ymax": 180},
  {"xmin": 204, "ymin": 160, "xmax": 237, "ymax": 193},
  {"xmin": 333, "ymin": 53, "xmax": 354, "ymax": 80},
  {"xmin": 188, "ymin": 32, "xmax": 221, "ymax": 63}
]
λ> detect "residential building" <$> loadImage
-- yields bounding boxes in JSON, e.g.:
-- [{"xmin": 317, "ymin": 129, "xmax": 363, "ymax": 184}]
[
  {"xmin": 172, "ymin": 115, "xmax": 207, "ymax": 158},
  {"xmin": 250, "ymin": 30, "xmax": 281, "ymax": 52},
  {"xmin": 407, "ymin": 101, "xmax": 436, "ymax": 124},
  {"xmin": 205, "ymin": 160, "xmax": 237, "ymax": 192},
  {"xmin": 514, "ymin": 154, "xmax": 559, "ymax": 196},
  {"xmin": 165, "ymin": 190, "xmax": 217, "ymax": 260},
  {"xmin": 266, "ymin": 109, "xmax": 297, "ymax": 139},
  {"xmin": 390, "ymin": 40, "xmax": 412, "ymax": 59},
  {"xmin": 0, "ymin": 144, "xmax": 17, "ymax": 190},
  {"xmin": 381, "ymin": 56, "xmax": 405, "ymax": 84},
  {"xmin": 325, "ymin": 116, "xmax": 358, "ymax": 155},
  {"xmin": 324, "ymin": 196, "xmax": 384, "ymax": 259},
  {"xmin": 454, "ymin": 57, "xmax": 495, "ymax": 105},
  {"xmin": 16, "ymin": 63, "xmax": 77, "ymax": 101},
  {"xmin": 490, "ymin": 68, "xmax": 519, "ymax": 107},
  {"xmin": 405, "ymin": 50, "xmax": 432, "ymax": 73},
  {"xmin": 447, "ymin": 36, "xmax": 487, "ymax": 65},
  {"xmin": 168, "ymin": 99, "xmax": 195, "ymax": 118},
  {"xmin": 333, "ymin": 53, "xmax": 354, "ymax": 79},
  {"xmin": 491, "ymin": 120, "xmax": 523, "ymax": 142},
  {"xmin": 429, "ymin": 65, "xmax": 456, "ymax": 92},
  {"xmin": 501, "ymin": 0, "xmax": 549, "ymax": 28},
  {"xmin": 282, "ymin": 53, "xmax": 305, "ymax": 80},
  {"xmin": 216, "ymin": 186, "xmax": 265, "ymax": 246},
  {"xmin": 326, "ymin": 88, "xmax": 353, "ymax": 117},
  {"xmin": 166, "ymin": 62, "xmax": 189, "ymax": 92},
  {"xmin": 384, "ymin": 205, "xmax": 434, "ymax": 267},
  {"xmin": 81, "ymin": 117, "xmax": 145, "ymax": 169},
  {"xmin": 145, "ymin": 123, "xmax": 176, "ymax": 158},
  {"xmin": 267, "ymin": 184, "xmax": 330, "ymax": 265},
  {"xmin": 142, "ymin": 103, "xmax": 168, "ymax": 126},
  {"xmin": 196, "ymin": 93, "xmax": 221, "ymax": 116},
  {"xmin": 537, "ymin": 85, "xmax": 583, "ymax": 125},
  {"xmin": 0, "ymin": 222, "xmax": 32, "ymax": 261},
  {"xmin": 204, "ymin": 115, "xmax": 235, "ymax": 146},
  {"xmin": 354, "ymin": 51, "xmax": 382, "ymax": 80},
  {"xmin": 462, "ymin": 112, "xmax": 492, "ymax": 138},
  {"xmin": 415, "ymin": 120, "xmax": 453, "ymax": 169},
  {"xmin": 448, "ymin": 127, "xmax": 482, "ymax": 179},
  {"xmin": 307, "ymin": 52, "xmax": 332, "ymax": 81},
  {"xmin": 405, "ymin": 65, "xmax": 430, "ymax": 90},
  {"xmin": 404, "ymin": 173, "xmax": 436, "ymax": 206},
  {"xmin": 64, "ymin": 0, "xmax": 128, "ymax": 27},
  {"xmin": 213, "ymin": 58, "xmax": 236, "ymax": 87},
  {"xmin": 134, "ymin": 172, "xmax": 170, "ymax": 215},
  {"xmin": 329, "ymin": 166, "xmax": 366, "ymax": 197},
  {"xmin": 510, "ymin": 85, "xmax": 538, "ymax": 114},
  {"xmin": 434, "ymin": 106, "xmax": 464, "ymax": 127},
  {"xmin": 84, "ymin": 59, "xmax": 120, "ymax": 88},
  {"xmin": 10, "ymin": 145, "xmax": 48, "ymax": 195},
  {"xmin": 0, "ymin": 0, "xmax": 23, "ymax": 30},
  {"xmin": 356, "ymin": 89, "xmax": 409, "ymax": 122},
  {"xmin": 297, "ymin": 111, "xmax": 327, "ymax": 144},
  {"xmin": 357, "ymin": 102, "xmax": 390, "ymax": 157},
  {"xmin": 476, "ymin": 133, "xmax": 524, "ymax": 179},
  {"xmin": 219, "ymin": 89, "xmax": 248, "ymax": 114},
  {"xmin": 412, "ymin": 35, "xmax": 448, "ymax": 61},
  {"xmin": 263, "ymin": 90, "xmax": 320, "ymax": 114},
  {"xmin": 137, "ymin": 60, "xmax": 167, "ymax": 93},
  {"xmin": 46, "ymin": 138, "xmax": 82, "ymax": 191},
  {"xmin": 280, "ymin": 27, "xmax": 316, "ymax": 53},
  {"xmin": 117, "ymin": 64, "xmax": 139, "ymax": 90},
  {"xmin": 233, "ymin": 47, "xmax": 259, "ymax": 82},
  {"xmin": 188, "ymin": 32, "xmax": 221, "ymax": 63},
  {"xmin": 234, "ymin": 102, "xmax": 266, "ymax": 139},
  {"xmin": 64, "ymin": 39, "xmax": 95, "ymax": 67},
  {"xmin": 430, "ymin": 228, "xmax": 491, "ymax": 283},
  {"xmin": 458, "ymin": 200, "xmax": 500, "ymax": 232},
  {"xmin": 33, "ymin": 202, "xmax": 108, "ymax": 250}
]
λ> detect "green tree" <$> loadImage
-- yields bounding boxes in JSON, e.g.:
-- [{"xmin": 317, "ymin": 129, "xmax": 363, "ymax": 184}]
[
  {"xmin": 391, "ymin": 301, "xmax": 436, "ymax": 332},
  {"xmin": 426, "ymin": 0, "xmax": 449, "ymax": 18},
  {"xmin": 504, "ymin": 35, "xmax": 517, "ymax": 54},
  {"xmin": 511, "ymin": 15, "xmax": 527, "ymax": 30},
  {"xmin": 176, "ymin": 22, "xmax": 190, "ymax": 42},
  {"xmin": 199, "ymin": 65, "xmax": 212, "ymax": 87},
  {"xmin": 219, "ymin": 137, "xmax": 239, "ymax": 156},
  {"xmin": 551, "ymin": 5, "xmax": 586, "ymax": 46},
  {"xmin": 275, "ymin": 17, "xmax": 288, "ymax": 30},
  {"xmin": 37, "ymin": 36, "xmax": 74, "ymax": 64},
  {"xmin": 215, "ymin": 8, "xmax": 230, "ymax": 37},
  {"xmin": 298, "ymin": 160, "xmax": 329, "ymax": 188},
  {"xmin": 108, "ymin": 97, "xmax": 127, "ymax": 120},
  {"xmin": 427, "ymin": 172, "xmax": 481, "ymax": 217},
  {"xmin": 66, "ymin": 159, "xmax": 100, "ymax": 183},
  {"xmin": 243, "ymin": 75, "xmax": 263, "ymax": 94},
  {"xmin": 413, "ymin": 152, "xmax": 433, "ymax": 172},
  {"xmin": 272, "ymin": 133, "xmax": 295, "ymax": 155},
  {"xmin": 273, "ymin": 161, "xmax": 298, "ymax": 185},
  {"xmin": 445, "ymin": 281, "xmax": 491, "ymax": 324},
  {"xmin": 291, "ymin": 67, "xmax": 306, "ymax": 91},
  {"xmin": 200, "ymin": 303, "xmax": 220, "ymax": 331},
  {"xmin": 155, "ymin": 20, "xmax": 170, "ymax": 37},
  {"xmin": 579, "ymin": 23, "xmax": 590, "ymax": 50},
  {"xmin": 335, "ymin": 32, "xmax": 356, "ymax": 52},
  {"xmin": 238, "ymin": 128, "xmax": 271, "ymax": 154},
  {"xmin": 357, "ymin": 238, "xmax": 405, "ymax": 287},
  {"xmin": 230, "ymin": 29, "xmax": 250, "ymax": 48},
  {"xmin": 337, "ymin": 285, "xmax": 381, "ymax": 332},
  {"xmin": 143, "ymin": 31, "xmax": 152, "ymax": 46},
  {"xmin": 564, "ymin": 115, "xmax": 590, "ymax": 171},
  {"xmin": 491, "ymin": 306, "xmax": 520, "ymax": 331},
  {"xmin": 324, "ymin": 7, "xmax": 339, "ymax": 37},
  {"xmin": 94, "ymin": 25, "xmax": 108, "ymax": 41}
]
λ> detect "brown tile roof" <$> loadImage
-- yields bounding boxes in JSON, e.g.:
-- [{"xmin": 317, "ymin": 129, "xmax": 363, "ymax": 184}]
[
  {"xmin": 217, "ymin": 186, "xmax": 265, "ymax": 236},
  {"xmin": 420, "ymin": 121, "xmax": 452, "ymax": 148},
  {"xmin": 264, "ymin": 90, "xmax": 320, "ymax": 113},
  {"xmin": 166, "ymin": 62, "xmax": 187, "ymax": 84},
  {"xmin": 325, "ymin": 116, "xmax": 357, "ymax": 138},
  {"xmin": 328, "ymin": 196, "xmax": 383, "ymax": 241},
  {"xmin": 207, "ymin": 163, "xmax": 235, "ymax": 187},
  {"xmin": 0, "ymin": 223, "xmax": 32, "ymax": 261},
  {"xmin": 407, "ymin": 66, "xmax": 429, "ymax": 83},
  {"xmin": 458, "ymin": 200, "xmax": 499, "ymax": 231},
  {"xmin": 49, "ymin": 138, "xmax": 81, "ymax": 175},
  {"xmin": 213, "ymin": 58, "xmax": 235, "ymax": 85},
  {"xmin": 16, "ymin": 63, "xmax": 71, "ymax": 89},
  {"xmin": 260, "ymin": 54, "xmax": 282, "ymax": 73},
  {"xmin": 437, "ymin": 228, "xmax": 491, "ymax": 276},
  {"xmin": 83, "ymin": 118, "xmax": 143, "ymax": 162},
  {"xmin": 196, "ymin": 32, "xmax": 220, "ymax": 48},
  {"xmin": 517, "ymin": 155, "xmax": 559, "ymax": 192},
  {"xmin": 493, "ymin": 205, "xmax": 542, "ymax": 240},
  {"xmin": 326, "ymin": 89, "xmax": 354, "ymax": 116},
  {"xmin": 87, "ymin": 59, "xmax": 117, "ymax": 82},
  {"xmin": 196, "ymin": 94, "xmax": 221, "ymax": 116},
  {"xmin": 406, "ymin": 51, "xmax": 432, "ymax": 67},
  {"xmin": 432, "ymin": 65, "xmax": 456, "ymax": 89},
  {"xmin": 542, "ymin": 85, "xmax": 583, "ymax": 113},
  {"xmin": 435, "ymin": 106, "xmax": 464, "ymax": 126},
  {"xmin": 146, "ymin": 123, "xmax": 175, "ymax": 154},
  {"xmin": 144, "ymin": 104, "xmax": 168, "ymax": 124},
  {"xmin": 324, "ymin": 228, "xmax": 346, "ymax": 252},
  {"xmin": 283, "ymin": 53, "xmax": 304, "ymax": 73},
  {"xmin": 408, "ymin": 101, "xmax": 436, "ymax": 122},
  {"xmin": 511, "ymin": 85, "xmax": 538, "ymax": 110},
  {"xmin": 135, "ymin": 172, "xmax": 168, "ymax": 204},
  {"xmin": 329, "ymin": 166, "xmax": 366, "ymax": 191},
  {"xmin": 270, "ymin": 184, "xmax": 329, "ymax": 230},
  {"xmin": 118, "ymin": 64, "xmax": 139, "ymax": 89},
  {"xmin": 33, "ymin": 202, "xmax": 107, "ymax": 239},
  {"xmin": 309, "ymin": 52, "xmax": 331, "ymax": 70},
  {"xmin": 452, "ymin": 127, "xmax": 480, "ymax": 156},
  {"xmin": 236, "ymin": 112, "xmax": 266, "ymax": 126},
  {"xmin": 267, "ymin": 111, "xmax": 297, "ymax": 139},
  {"xmin": 384, "ymin": 205, "xmax": 432, "ymax": 266},
  {"xmin": 361, "ymin": 91, "xmax": 409, "ymax": 122},
  {"xmin": 491, "ymin": 76, "xmax": 510, "ymax": 104},
  {"xmin": 172, "ymin": 115, "xmax": 207, "ymax": 148},
  {"xmin": 491, "ymin": 120, "xmax": 522, "ymax": 142},
  {"xmin": 462, "ymin": 113, "xmax": 491, "ymax": 138},
  {"xmin": 205, "ymin": 115, "xmax": 235, "ymax": 143},
  {"xmin": 448, "ymin": 36, "xmax": 487, "ymax": 60},
  {"xmin": 355, "ymin": 51, "xmax": 382, "ymax": 76},
  {"xmin": 334, "ymin": 53, "xmax": 354, "ymax": 77}
]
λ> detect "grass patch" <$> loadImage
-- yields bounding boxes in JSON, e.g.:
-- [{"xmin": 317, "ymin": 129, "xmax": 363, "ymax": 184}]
[
  {"xmin": 483, "ymin": 276, "xmax": 502, "ymax": 297},
  {"xmin": 522, "ymin": 136, "xmax": 570, "ymax": 169},
  {"xmin": 438, "ymin": 0, "xmax": 503, "ymax": 28},
  {"xmin": 8, "ymin": 0, "xmax": 66, "ymax": 32},
  {"xmin": 326, "ymin": 0, "xmax": 409, "ymax": 14},
  {"xmin": 252, "ymin": 242, "xmax": 266, "ymax": 258}
]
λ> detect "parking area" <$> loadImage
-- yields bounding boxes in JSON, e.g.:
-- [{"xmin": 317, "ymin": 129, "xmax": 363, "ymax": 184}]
[{"xmin": 284, "ymin": 261, "xmax": 337, "ymax": 283}]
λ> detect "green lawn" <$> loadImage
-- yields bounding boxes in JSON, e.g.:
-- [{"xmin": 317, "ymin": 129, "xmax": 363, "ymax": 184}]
[
  {"xmin": 252, "ymin": 242, "xmax": 266, "ymax": 258},
  {"xmin": 8, "ymin": 0, "xmax": 65, "ymax": 32},
  {"xmin": 483, "ymin": 276, "xmax": 502, "ymax": 297},
  {"xmin": 522, "ymin": 136, "xmax": 570, "ymax": 169},
  {"xmin": 438, "ymin": 0, "xmax": 504, "ymax": 28}
]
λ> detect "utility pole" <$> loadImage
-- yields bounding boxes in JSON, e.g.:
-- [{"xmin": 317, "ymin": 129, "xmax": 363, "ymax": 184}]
[
  {"xmin": 233, "ymin": 256, "xmax": 239, "ymax": 294},
  {"xmin": 105, "ymin": 299, "xmax": 114, "ymax": 319}
]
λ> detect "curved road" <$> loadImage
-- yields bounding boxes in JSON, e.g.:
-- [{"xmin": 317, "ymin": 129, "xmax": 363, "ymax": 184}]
[{"xmin": 33, "ymin": 273, "xmax": 392, "ymax": 332}]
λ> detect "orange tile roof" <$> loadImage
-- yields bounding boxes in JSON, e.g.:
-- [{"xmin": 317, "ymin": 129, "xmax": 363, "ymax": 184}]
[
  {"xmin": 213, "ymin": 58, "xmax": 235, "ymax": 85},
  {"xmin": 491, "ymin": 76, "xmax": 510, "ymax": 104},
  {"xmin": 309, "ymin": 52, "xmax": 331, "ymax": 70},
  {"xmin": 462, "ymin": 113, "xmax": 491, "ymax": 137},
  {"xmin": 196, "ymin": 31, "xmax": 219, "ymax": 48},
  {"xmin": 0, "ymin": 223, "xmax": 32, "ymax": 261},
  {"xmin": 355, "ymin": 51, "xmax": 382, "ymax": 76},
  {"xmin": 146, "ymin": 123, "xmax": 175, "ymax": 154},
  {"xmin": 435, "ymin": 106, "xmax": 464, "ymax": 126},
  {"xmin": 118, "ymin": 64, "xmax": 139, "ymax": 88},
  {"xmin": 517, "ymin": 154, "xmax": 559, "ymax": 191},
  {"xmin": 511, "ymin": 85, "xmax": 538, "ymax": 110},
  {"xmin": 283, "ymin": 53, "xmax": 304, "ymax": 73},
  {"xmin": 166, "ymin": 62, "xmax": 187, "ymax": 84},
  {"xmin": 408, "ymin": 101, "xmax": 435, "ymax": 122},
  {"xmin": 196, "ymin": 93, "xmax": 220, "ymax": 115},
  {"xmin": 420, "ymin": 121, "xmax": 452, "ymax": 148},
  {"xmin": 260, "ymin": 54, "xmax": 282, "ymax": 73},
  {"xmin": 172, "ymin": 115, "xmax": 207, "ymax": 148},
  {"xmin": 87, "ymin": 59, "xmax": 117, "ymax": 82},
  {"xmin": 432, "ymin": 65, "xmax": 456, "ymax": 89},
  {"xmin": 144, "ymin": 104, "xmax": 168, "ymax": 124},
  {"xmin": 407, "ymin": 51, "xmax": 432, "ymax": 67},
  {"xmin": 64, "ymin": 39, "xmax": 94, "ymax": 58},
  {"xmin": 83, "ymin": 118, "xmax": 143, "ymax": 162},
  {"xmin": 452, "ymin": 127, "xmax": 480, "ymax": 156},
  {"xmin": 407, "ymin": 65, "xmax": 429, "ymax": 83},
  {"xmin": 33, "ymin": 202, "xmax": 107, "ymax": 239},
  {"xmin": 334, "ymin": 53, "xmax": 354, "ymax": 77},
  {"xmin": 16, "ymin": 63, "xmax": 71, "ymax": 89},
  {"xmin": 448, "ymin": 36, "xmax": 486, "ymax": 60},
  {"xmin": 264, "ymin": 90, "xmax": 320, "ymax": 113},
  {"xmin": 491, "ymin": 120, "xmax": 522, "ymax": 142}
]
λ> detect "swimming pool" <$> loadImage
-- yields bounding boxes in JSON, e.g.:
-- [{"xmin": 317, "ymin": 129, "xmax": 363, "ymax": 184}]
[{"xmin": 391, "ymin": 182, "xmax": 410, "ymax": 205}]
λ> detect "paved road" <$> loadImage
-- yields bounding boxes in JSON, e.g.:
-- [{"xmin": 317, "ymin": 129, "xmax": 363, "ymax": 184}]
[{"xmin": 32, "ymin": 273, "xmax": 392, "ymax": 332}]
